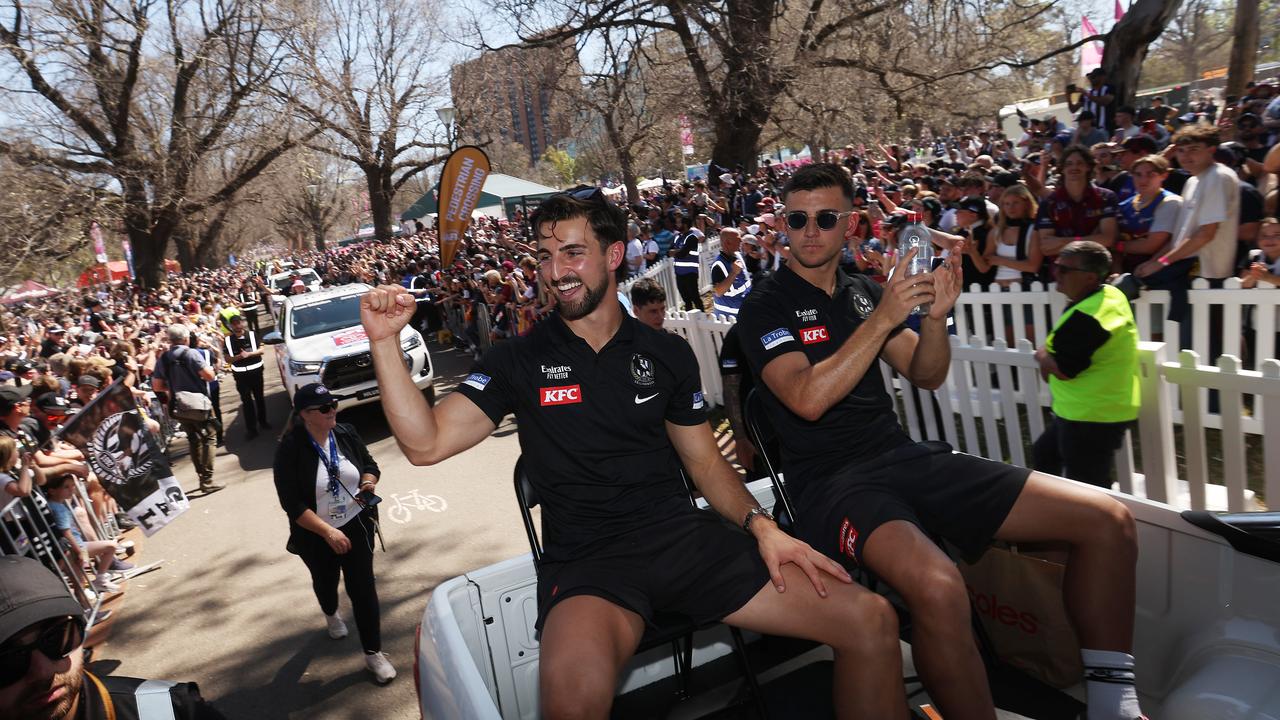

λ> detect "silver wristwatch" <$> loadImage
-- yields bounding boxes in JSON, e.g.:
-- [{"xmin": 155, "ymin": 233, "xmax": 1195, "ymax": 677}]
[{"xmin": 742, "ymin": 507, "xmax": 775, "ymax": 534}]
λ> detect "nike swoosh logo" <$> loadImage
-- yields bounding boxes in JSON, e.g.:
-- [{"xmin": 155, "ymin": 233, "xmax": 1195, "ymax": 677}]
[{"xmin": 634, "ymin": 393, "xmax": 659, "ymax": 404}]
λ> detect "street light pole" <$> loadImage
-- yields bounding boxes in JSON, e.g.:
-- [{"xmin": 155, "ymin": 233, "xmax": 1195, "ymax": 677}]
[{"xmin": 436, "ymin": 107, "xmax": 457, "ymax": 152}]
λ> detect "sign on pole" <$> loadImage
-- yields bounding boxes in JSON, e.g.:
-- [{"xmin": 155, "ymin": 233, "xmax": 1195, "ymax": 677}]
[{"xmin": 436, "ymin": 146, "xmax": 491, "ymax": 269}]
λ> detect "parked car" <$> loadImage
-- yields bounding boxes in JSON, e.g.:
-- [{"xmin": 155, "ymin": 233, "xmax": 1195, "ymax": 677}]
[
  {"xmin": 263, "ymin": 283, "xmax": 434, "ymax": 411},
  {"xmin": 414, "ymin": 479, "xmax": 1280, "ymax": 719}
]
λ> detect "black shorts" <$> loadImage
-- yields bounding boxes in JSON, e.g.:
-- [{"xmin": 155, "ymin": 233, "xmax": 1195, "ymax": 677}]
[
  {"xmin": 797, "ymin": 442, "xmax": 1029, "ymax": 568},
  {"xmin": 535, "ymin": 509, "xmax": 770, "ymax": 633}
]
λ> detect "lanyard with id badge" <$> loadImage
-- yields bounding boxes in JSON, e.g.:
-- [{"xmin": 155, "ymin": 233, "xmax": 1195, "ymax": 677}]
[{"xmin": 310, "ymin": 432, "xmax": 385, "ymax": 551}]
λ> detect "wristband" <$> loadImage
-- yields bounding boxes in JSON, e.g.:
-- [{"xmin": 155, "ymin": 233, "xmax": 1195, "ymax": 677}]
[
  {"xmin": 1074, "ymin": 236, "xmax": 1081, "ymax": 244},
  {"xmin": 742, "ymin": 507, "xmax": 775, "ymax": 534},
  {"xmin": 1157, "ymin": 255, "xmax": 1172, "ymax": 267}
]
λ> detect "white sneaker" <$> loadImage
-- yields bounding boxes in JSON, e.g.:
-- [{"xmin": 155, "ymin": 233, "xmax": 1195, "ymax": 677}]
[
  {"xmin": 325, "ymin": 613, "xmax": 348, "ymax": 639},
  {"xmin": 364, "ymin": 651, "xmax": 396, "ymax": 684},
  {"xmin": 92, "ymin": 577, "xmax": 121, "ymax": 594}
]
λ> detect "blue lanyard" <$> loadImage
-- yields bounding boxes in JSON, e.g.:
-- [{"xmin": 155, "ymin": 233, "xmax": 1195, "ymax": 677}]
[{"xmin": 310, "ymin": 432, "xmax": 341, "ymax": 498}]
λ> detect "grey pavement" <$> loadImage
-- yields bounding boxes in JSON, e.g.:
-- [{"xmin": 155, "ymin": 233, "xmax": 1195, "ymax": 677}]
[{"xmin": 92, "ymin": 339, "xmax": 525, "ymax": 720}]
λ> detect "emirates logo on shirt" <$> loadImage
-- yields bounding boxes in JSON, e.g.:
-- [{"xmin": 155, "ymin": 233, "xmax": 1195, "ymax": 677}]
[
  {"xmin": 801, "ymin": 326, "xmax": 829, "ymax": 344},
  {"xmin": 540, "ymin": 385, "xmax": 582, "ymax": 406}
]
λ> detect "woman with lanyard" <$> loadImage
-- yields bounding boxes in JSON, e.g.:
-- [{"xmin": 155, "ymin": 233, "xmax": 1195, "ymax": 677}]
[{"xmin": 272, "ymin": 383, "xmax": 394, "ymax": 684}]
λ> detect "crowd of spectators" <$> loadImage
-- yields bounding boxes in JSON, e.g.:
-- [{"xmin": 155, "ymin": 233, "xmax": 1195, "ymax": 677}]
[{"xmin": 0, "ymin": 69, "xmax": 1277, "ymax": 627}]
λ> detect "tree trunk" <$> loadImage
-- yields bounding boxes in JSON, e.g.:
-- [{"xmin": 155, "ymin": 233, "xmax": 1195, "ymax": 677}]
[
  {"xmin": 1225, "ymin": 0, "xmax": 1261, "ymax": 99},
  {"xmin": 709, "ymin": 111, "xmax": 768, "ymax": 174},
  {"xmin": 120, "ymin": 178, "xmax": 168, "ymax": 289},
  {"xmin": 366, "ymin": 167, "xmax": 395, "ymax": 242},
  {"xmin": 1101, "ymin": 0, "xmax": 1187, "ymax": 108}
]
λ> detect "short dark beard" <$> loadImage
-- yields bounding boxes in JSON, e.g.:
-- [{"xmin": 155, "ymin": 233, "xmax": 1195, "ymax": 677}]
[{"xmin": 557, "ymin": 272, "xmax": 611, "ymax": 321}]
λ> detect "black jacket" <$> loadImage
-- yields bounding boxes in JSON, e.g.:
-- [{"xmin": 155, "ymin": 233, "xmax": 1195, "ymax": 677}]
[{"xmin": 273, "ymin": 422, "xmax": 380, "ymax": 555}]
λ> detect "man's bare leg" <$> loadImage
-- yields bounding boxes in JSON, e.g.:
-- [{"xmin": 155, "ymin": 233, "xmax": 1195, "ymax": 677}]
[
  {"xmin": 723, "ymin": 563, "xmax": 909, "ymax": 719},
  {"xmin": 994, "ymin": 472, "xmax": 1137, "ymax": 651},
  {"xmin": 862, "ymin": 520, "xmax": 996, "ymax": 720},
  {"xmin": 538, "ymin": 595, "xmax": 644, "ymax": 720}
]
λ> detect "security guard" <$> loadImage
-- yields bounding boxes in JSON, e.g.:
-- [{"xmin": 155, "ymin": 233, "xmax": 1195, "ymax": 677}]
[
  {"xmin": 1033, "ymin": 240, "xmax": 1140, "ymax": 488},
  {"xmin": 0, "ymin": 555, "xmax": 228, "ymax": 720},
  {"xmin": 710, "ymin": 227, "xmax": 752, "ymax": 319},
  {"xmin": 237, "ymin": 280, "xmax": 261, "ymax": 335},
  {"xmin": 668, "ymin": 213, "xmax": 702, "ymax": 311},
  {"xmin": 224, "ymin": 315, "xmax": 269, "ymax": 440}
]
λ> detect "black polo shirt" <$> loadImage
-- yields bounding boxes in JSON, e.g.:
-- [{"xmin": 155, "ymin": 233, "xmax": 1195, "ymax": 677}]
[
  {"xmin": 454, "ymin": 309, "xmax": 706, "ymax": 563},
  {"xmin": 736, "ymin": 265, "xmax": 912, "ymax": 489}
]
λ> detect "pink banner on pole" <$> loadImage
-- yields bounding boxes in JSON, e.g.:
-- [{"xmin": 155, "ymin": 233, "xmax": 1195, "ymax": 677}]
[
  {"xmin": 1115, "ymin": 0, "xmax": 1125, "ymax": 21},
  {"xmin": 1081, "ymin": 15, "xmax": 1103, "ymax": 76}
]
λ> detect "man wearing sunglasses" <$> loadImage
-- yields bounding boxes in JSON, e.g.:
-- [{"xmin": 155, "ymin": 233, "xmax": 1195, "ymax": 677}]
[
  {"xmin": 0, "ymin": 555, "xmax": 226, "ymax": 720},
  {"xmin": 737, "ymin": 163, "xmax": 1146, "ymax": 720},
  {"xmin": 1032, "ymin": 241, "xmax": 1139, "ymax": 489},
  {"xmin": 363, "ymin": 188, "xmax": 910, "ymax": 718}
]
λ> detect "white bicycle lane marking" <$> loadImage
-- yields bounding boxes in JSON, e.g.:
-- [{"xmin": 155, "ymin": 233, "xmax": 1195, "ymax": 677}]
[{"xmin": 384, "ymin": 489, "xmax": 448, "ymax": 524}]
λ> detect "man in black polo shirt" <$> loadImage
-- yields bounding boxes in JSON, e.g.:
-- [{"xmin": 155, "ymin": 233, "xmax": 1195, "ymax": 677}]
[
  {"xmin": 736, "ymin": 163, "xmax": 1145, "ymax": 720},
  {"xmin": 363, "ymin": 191, "xmax": 907, "ymax": 719}
]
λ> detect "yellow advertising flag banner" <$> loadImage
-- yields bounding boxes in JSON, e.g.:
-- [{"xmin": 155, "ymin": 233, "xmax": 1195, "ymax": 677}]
[{"xmin": 436, "ymin": 146, "xmax": 491, "ymax": 268}]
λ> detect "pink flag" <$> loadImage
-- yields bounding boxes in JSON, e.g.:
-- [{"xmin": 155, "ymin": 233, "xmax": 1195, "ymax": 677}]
[
  {"xmin": 1081, "ymin": 15, "xmax": 1103, "ymax": 77},
  {"xmin": 1115, "ymin": 0, "xmax": 1125, "ymax": 21}
]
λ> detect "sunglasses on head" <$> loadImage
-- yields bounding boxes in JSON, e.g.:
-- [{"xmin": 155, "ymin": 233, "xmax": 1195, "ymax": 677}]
[
  {"xmin": 0, "ymin": 616, "xmax": 82, "ymax": 687},
  {"xmin": 567, "ymin": 187, "xmax": 605, "ymax": 203},
  {"xmin": 785, "ymin": 210, "xmax": 854, "ymax": 231}
]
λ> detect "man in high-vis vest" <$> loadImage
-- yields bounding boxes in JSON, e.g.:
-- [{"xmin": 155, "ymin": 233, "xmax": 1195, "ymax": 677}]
[
  {"xmin": 0, "ymin": 555, "xmax": 228, "ymax": 720},
  {"xmin": 1033, "ymin": 240, "xmax": 1140, "ymax": 488},
  {"xmin": 710, "ymin": 227, "xmax": 752, "ymax": 319},
  {"xmin": 224, "ymin": 315, "xmax": 269, "ymax": 440}
]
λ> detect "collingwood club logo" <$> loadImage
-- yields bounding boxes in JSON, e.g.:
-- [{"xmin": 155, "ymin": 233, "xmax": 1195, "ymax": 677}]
[
  {"xmin": 852, "ymin": 293, "xmax": 874, "ymax": 318},
  {"xmin": 630, "ymin": 353, "xmax": 655, "ymax": 387}
]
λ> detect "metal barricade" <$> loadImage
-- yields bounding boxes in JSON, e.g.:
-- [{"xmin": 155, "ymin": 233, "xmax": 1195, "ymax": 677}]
[{"xmin": 1, "ymin": 494, "xmax": 102, "ymax": 624}]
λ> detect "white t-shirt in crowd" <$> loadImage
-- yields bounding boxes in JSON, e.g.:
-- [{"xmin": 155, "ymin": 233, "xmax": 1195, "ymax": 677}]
[
  {"xmin": 1171, "ymin": 163, "xmax": 1240, "ymax": 279},
  {"xmin": 625, "ymin": 238, "xmax": 646, "ymax": 274},
  {"xmin": 314, "ymin": 444, "xmax": 363, "ymax": 529}
]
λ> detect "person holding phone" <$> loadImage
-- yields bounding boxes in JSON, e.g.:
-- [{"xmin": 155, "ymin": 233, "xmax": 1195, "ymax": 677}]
[{"xmin": 273, "ymin": 383, "xmax": 394, "ymax": 685}]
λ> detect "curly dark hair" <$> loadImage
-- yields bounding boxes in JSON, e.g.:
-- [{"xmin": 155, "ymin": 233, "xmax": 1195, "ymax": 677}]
[{"xmin": 530, "ymin": 190, "xmax": 627, "ymax": 251}]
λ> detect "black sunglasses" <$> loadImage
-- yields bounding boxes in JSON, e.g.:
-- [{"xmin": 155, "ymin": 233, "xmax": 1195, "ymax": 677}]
[
  {"xmin": 308, "ymin": 403, "xmax": 338, "ymax": 414},
  {"xmin": 0, "ymin": 616, "xmax": 82, "ymax": 687},
  {"xmin": 785, "ymin": 210, "xmax": 853, "ymax": 231}
]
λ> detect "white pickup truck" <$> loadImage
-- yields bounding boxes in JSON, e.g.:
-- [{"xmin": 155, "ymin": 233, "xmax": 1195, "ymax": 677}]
[{"xmin": 414, "ymin": 478, "xmax": 1280, "ymax": 719}]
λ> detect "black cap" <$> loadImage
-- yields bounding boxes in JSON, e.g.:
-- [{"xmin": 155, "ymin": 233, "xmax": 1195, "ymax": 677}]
[
  {"xmin": 1121, "ymin": 135, "xmax": 1159, "ymax": 154},
  {"xmin": 957, "ymin": 197, "xmax": 989, "ymax": 219},
  {"xmin": 0, "ymin": 555, "xmax": 86, "ymax": 646},
  {"xmin": 990, "ymin": 171, "xmax": 1020, "ymax": 189},
  {"xmin": 0, "ymin": 385, "xmax": 33, "ymax": 410},
  {"xmin": 35, "ymin": 394, "xmax": 73, "ymax": 415},
  {"xmin": 76, "ymin": 375, "xmax": 102, "ymax": 389},
  {"xmin": 293, "ymin": 382, "xmax": 336, "ymax": 411},
  {"xmin": 1086, "ymin": 68, "xmax": 1105, "ymax": 78}
]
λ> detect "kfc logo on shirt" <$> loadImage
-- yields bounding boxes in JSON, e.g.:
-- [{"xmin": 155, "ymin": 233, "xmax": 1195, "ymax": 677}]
[
  {"xmin": 801, "ymin": 326, "xmax": 829, "ymax": 344},
  {"xmin": 838, "ymin": 518, "xmax": 858, "ymax": 564},
  {"xmin": 540, "ymin": 385, "xmax": 582, "ymax": 406}
]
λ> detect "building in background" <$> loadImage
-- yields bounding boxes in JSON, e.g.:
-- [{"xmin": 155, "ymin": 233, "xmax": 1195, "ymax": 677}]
[{"xmin": 451, "ymin": 45, "xmax": 577, "ymax": 168}]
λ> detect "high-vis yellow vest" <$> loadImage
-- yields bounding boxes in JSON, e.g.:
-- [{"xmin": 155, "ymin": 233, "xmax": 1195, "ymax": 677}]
[{"xmin": 1045, "ymin": 284, "xmax": 1140, "ymax": 423}]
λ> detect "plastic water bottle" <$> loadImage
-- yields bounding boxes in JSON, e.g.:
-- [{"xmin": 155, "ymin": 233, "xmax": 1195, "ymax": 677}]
[{"xmin": 898, "ymin": 211, "xmax": 933, "ymax": 316}]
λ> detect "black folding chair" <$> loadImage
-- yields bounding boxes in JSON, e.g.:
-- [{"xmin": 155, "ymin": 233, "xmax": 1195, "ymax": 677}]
[
  {"xmin": 742, "ymin": 387, "xmax": 997, "ymax": 685},
  {"xmin": 513, "ymin": 457, "xmax": 767, "ymax": 717}
]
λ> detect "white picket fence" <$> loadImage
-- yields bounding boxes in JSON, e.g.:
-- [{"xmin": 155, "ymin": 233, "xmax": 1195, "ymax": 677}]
[
  {"xmin": 665, "ymin": 307, "xmax": 1280, "ymax": 512},
  {"xmin": 620, "ymin": 237, "xmax": 723, "ymax": 302}
]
